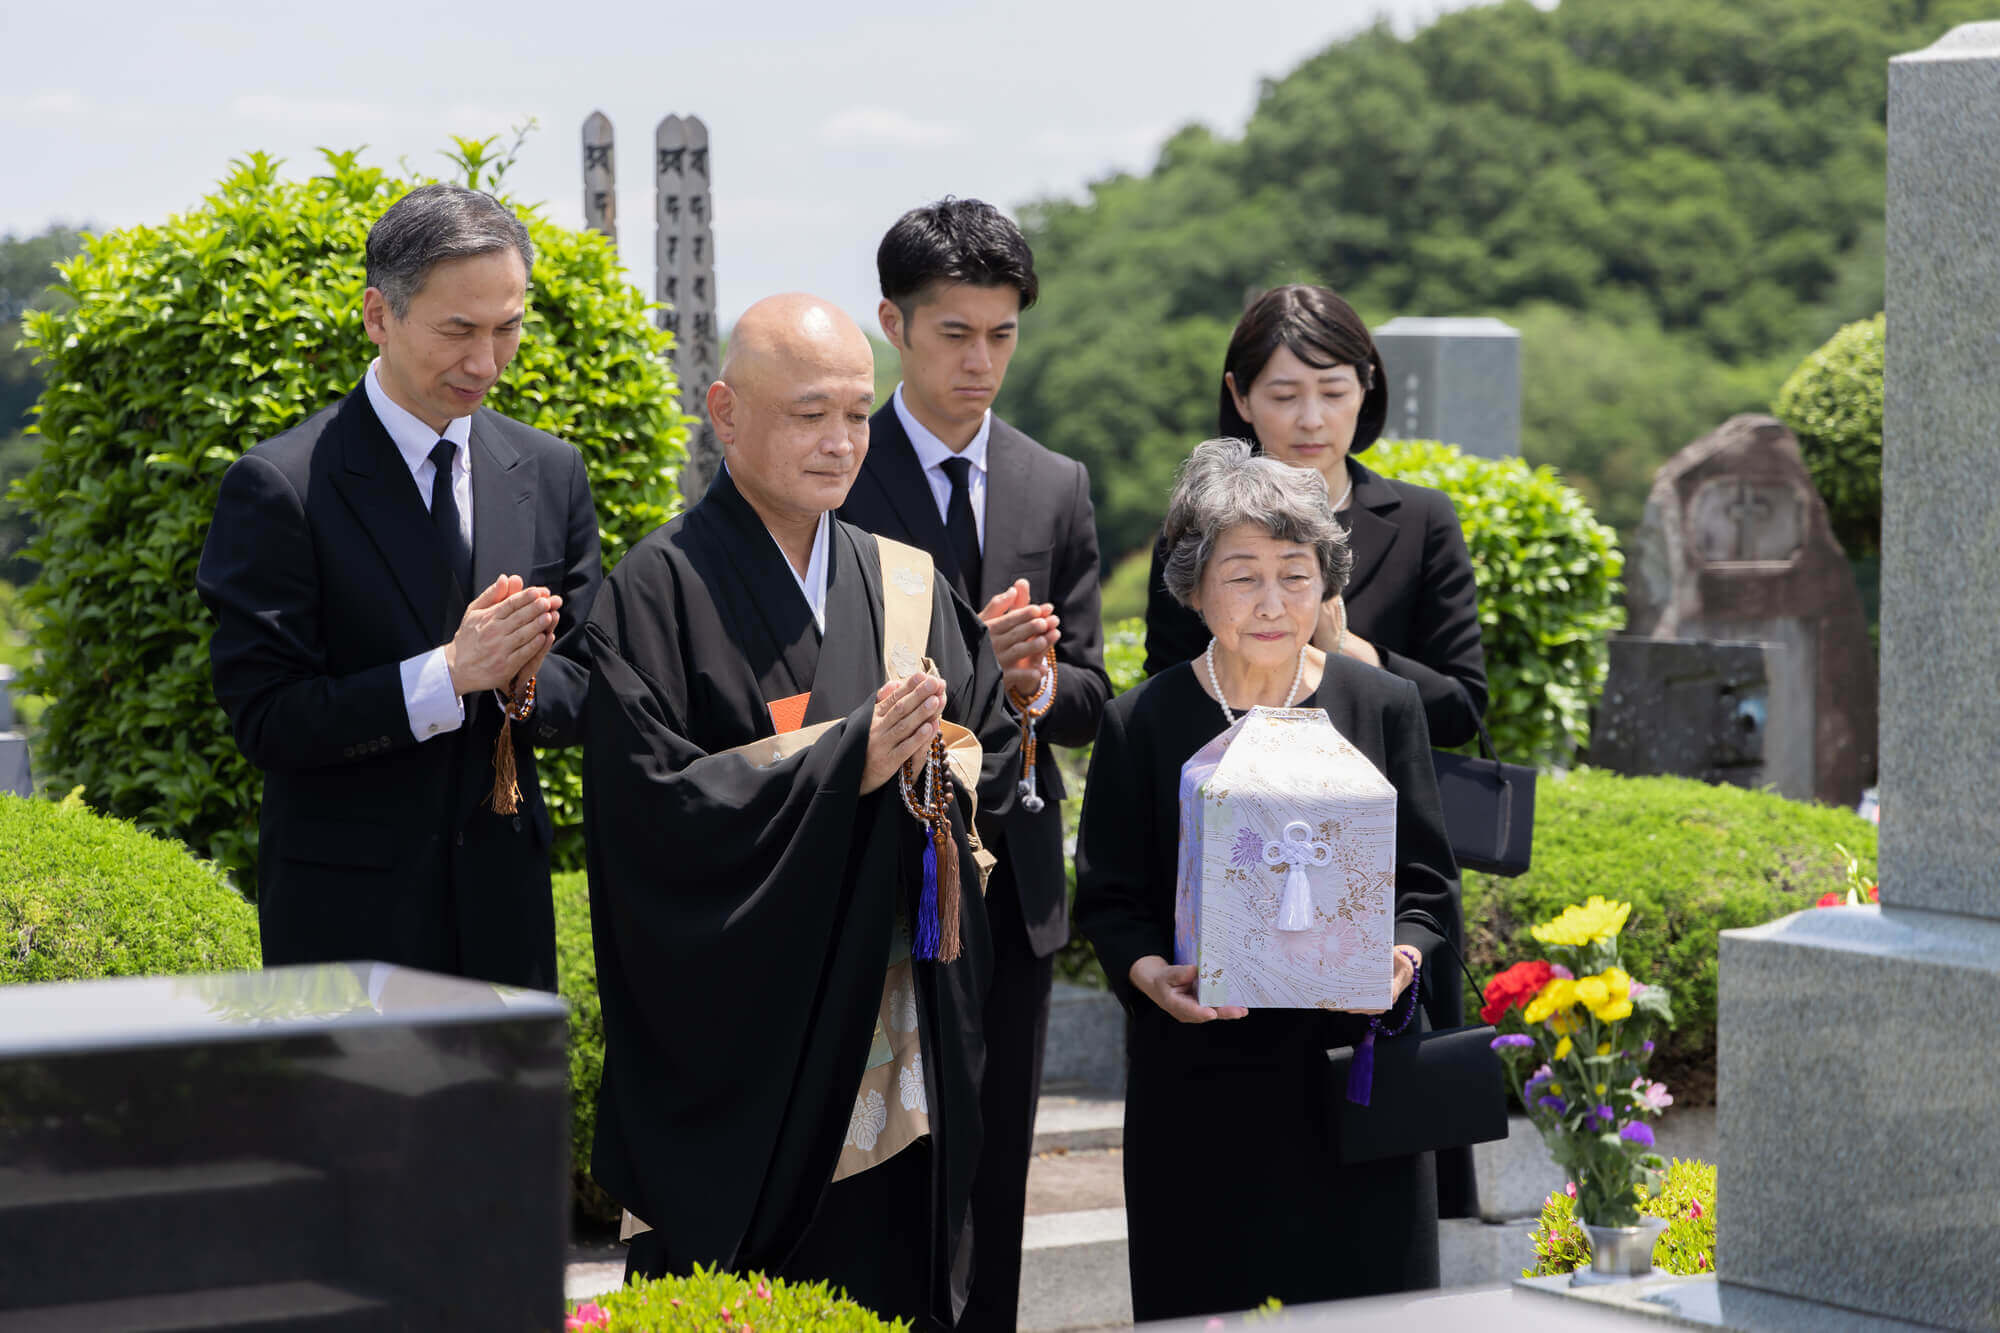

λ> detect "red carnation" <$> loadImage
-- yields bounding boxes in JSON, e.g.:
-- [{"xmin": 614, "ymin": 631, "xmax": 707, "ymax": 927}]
[
  {"xmin": 1816, "ymin": 891, "xmax": 1842, "ymax": 907},
  {"xmin": 1481, "ymin": 960, "xmax": 1554, "ymax": 1024}
]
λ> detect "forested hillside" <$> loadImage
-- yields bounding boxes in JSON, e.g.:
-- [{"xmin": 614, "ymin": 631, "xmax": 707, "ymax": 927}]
[{"xmin": 999, "ymin": 0, "xmax": 1977, "ymax": 564}]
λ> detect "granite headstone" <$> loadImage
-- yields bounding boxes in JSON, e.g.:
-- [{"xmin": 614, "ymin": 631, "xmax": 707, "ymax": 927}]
[
  {"xmin": 1625, "ymin": 413, "xmax": 1876, "ymax": 808},
  {"xmin": 1373, "ymin": 316, "xmax": 1521, "ymax": 459},
  {"xmin": 1713, "ymin": 24, "xmax": 2000, "ymax": 1333},
  {"xmin": 1589, "ymin": 637, "xmax": 1769, "ymax": 790},
  {"xmin": 0, "ymin": 964, "xmax": 568, "ymax": 1328}
]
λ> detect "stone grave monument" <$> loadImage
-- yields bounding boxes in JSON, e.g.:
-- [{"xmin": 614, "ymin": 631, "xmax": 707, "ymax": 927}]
[
  {"xmin": 1623, "ymin": 413, "xmax": 1876, "ymax": 808},
  {"xmin": 0, "ymin": 963, "xmax": 568, "ymax": 1325},
  {"xmin": 656, "ymin": 114, "xmax": 722, "ymax": 499},
  {"xmin": 1713, "ymin": 23, "xmax": 2000, "ymax": 1332},
  {"xmin": 1589, "ymin": 638, "xmax": 1770, "ymax": 790},
  {"xmin": 1373, "ymin": 316, "xmax": 1521, "ymax": 458},
  {"xmin": 581, "ymin": 109, "xmax": 616, "ymax": 244},
  {"xmin": 0, "ymin": 664, "xmax": 30, "ymax": 797}
]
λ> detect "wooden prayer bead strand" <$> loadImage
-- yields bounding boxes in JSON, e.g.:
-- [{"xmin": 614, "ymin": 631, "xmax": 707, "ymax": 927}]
[
  {"xmin": 897, "ymin": 732, "xmax": 961, "ymax": 962},
  {"xmin": 486, "ymin": 675, "xmax": 537, "ymax": 815},
  {"xmin": 1007, "ymin": 646, "xmax": 1058, "ymax": 813}
]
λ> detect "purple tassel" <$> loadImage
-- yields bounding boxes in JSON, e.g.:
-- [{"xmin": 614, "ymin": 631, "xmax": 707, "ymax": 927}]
[
  {"xmin": 914, "ymin": 829, "xmax": 942, "ymax": 960},
  {"xmin": 1346, "ymin": 1030, "xmax": 1376, "ymax": 1106}
]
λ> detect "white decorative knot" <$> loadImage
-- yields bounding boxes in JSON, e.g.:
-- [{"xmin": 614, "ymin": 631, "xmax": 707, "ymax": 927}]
[{"xmin": 1263, "ymin": 820, "xmax": 1330, "ymax": 933}]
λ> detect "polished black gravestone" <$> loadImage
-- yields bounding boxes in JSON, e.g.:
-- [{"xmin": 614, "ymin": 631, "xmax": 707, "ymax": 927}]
[{"xmin": 0, "ymin": 964, "xmax": 567, "ymax": 1331}]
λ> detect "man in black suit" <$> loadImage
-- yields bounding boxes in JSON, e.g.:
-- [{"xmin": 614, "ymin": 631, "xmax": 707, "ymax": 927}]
[
  {"xmin": 840, "ymin": 199, "xmax": 1111, "ymax": 1331},
  {"xmin": 196, "ymin": 183, "xmax": 601, "ymax": 992}
]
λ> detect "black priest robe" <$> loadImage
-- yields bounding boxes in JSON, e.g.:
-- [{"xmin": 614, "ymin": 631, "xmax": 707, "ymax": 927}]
[{"xmin": 582, "ymin": 470, "xmax": 1019, "ymax": 1327}]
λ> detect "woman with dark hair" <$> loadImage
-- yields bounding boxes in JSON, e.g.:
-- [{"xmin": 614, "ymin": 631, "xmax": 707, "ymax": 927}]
[
  {"xmin": 1142, "ymin": 284, "xmax": 1487, "ymax": 751},
  {"xmin": 1078, "ymin": 439, "xmax": 1457, "ymax": 1320}
]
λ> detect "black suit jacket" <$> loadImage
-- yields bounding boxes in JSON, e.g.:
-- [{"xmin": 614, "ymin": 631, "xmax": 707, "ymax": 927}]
[
  {"xmin": 1143, "ymin": 457, "xmax": 1488, "ymax": 749},
  {"xmin": 840, "ymin": 405, "xmax": 1111, "ymax": 957},
  {"xmin": 196, "ymin": 384, "xmax": 602, "ymax": 990}
]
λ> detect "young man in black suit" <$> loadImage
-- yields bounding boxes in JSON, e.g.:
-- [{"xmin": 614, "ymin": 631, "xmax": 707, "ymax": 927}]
[
  {"xmin": 196, "ymin": 184, "xmax": 601, "ymax": 992},
  {"xmin": 840, "ymin": 198, "xmax": 1111, "ymax": 1331}
]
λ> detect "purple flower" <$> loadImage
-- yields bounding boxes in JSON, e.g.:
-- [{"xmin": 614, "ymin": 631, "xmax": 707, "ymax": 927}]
[
  {"xmin": 1536, "ymin": 1095, "xmax": 1568, "ymax": 1114},
  {"xmin": 1549, "ymin": 964, "xmax": 1574, "ymax": 980},
  {"xmin": 1230, "ymin": 826, "xmax": 1264, "ymax": 868},
  {"xmin": 1594, "ymin": 1105, "xmax": 1615, "ymax": 1124},
  {"xmin": 1642, "ymin": 1039, "xmax": 1655, "ymax": 1057},
  {"xmin": 1490, "ymin": 1034, "xmax": 1534, "ymax": 1051},
  {"xmin": 1620, "ymin": 1122, "xmax": 1656, "ymax": 1148}
]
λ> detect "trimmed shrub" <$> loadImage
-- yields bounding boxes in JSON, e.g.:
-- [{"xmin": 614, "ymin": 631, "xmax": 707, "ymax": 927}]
[
  {"xmin": 1464, "ymin": 769, "xmax": 1876, "ymax": 1105},
  {"xmin": 568, "ymin": 1266, "xmax": 907, "ymax": 1331},
  {"xmin": 12, "ymin": 146, "xmax": 688, "ymax": 890},
  {"xmin": 1526, "ymin": 1159, "xmax": 1716, "ymax": 1278},
  {"xmin": 1367, "ymin": 440, "xmax": 1624, "ymax": 767},
  {"xmin": 1774, "ymin": 313, "xmax": 1883, "ymax": 558},
  {"xmin": 0, "ymin": 790, "xmax": 260, "ymax": 983},
  {"xmin": 555, "ymin": 868, "xmax": 619, "ymax": 1225}
]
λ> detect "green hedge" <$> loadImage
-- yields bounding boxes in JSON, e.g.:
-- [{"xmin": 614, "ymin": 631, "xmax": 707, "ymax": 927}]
[
  {"xmin": 11, "ymin": 145, "xmax": 688, "ymax": 892},
  {"xmin": 1368, "ymin": 439, "xmax": 1624, "ymax": 767},
  {"xmin": 1774, "ymin": 313, "xmax": 1883, "ymax": 559},
  {"xmin": 1464, "ymin": 769, "xmax": 1876, "ymax": 1103},
  {"xmin": 0, "ymin": 791, "xmax": 260, "ymax": 983},
  {"xmin": 568, "ymin": 1266, "xmax": 906, "ymax": 1331}
]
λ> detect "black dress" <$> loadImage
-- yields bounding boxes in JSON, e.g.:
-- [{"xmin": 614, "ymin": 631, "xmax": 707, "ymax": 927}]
[
  {"xmin": 1074, "ymin": 659, "xmax": 1460, "ymax": 1321},
  {"xmin": 1143, "ymin": 457, "xmax": 1487, "ymax": 749}
]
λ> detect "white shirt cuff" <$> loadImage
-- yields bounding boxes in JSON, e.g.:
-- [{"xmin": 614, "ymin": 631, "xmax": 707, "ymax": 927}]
[{"xmin": 401, "ymin": 648, "xmax": 466, "ymax": 743}]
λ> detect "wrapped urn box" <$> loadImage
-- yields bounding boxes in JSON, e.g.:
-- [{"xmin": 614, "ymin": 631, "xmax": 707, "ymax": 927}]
[{"xmin": 1174, "ymin": 706, "xmax": 1397, "ymax": 1009}]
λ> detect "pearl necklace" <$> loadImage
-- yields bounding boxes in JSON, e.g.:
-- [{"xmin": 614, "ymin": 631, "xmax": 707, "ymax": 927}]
[
  {"xmin": 1204, "ymin": 637, "xmax": 1308, "ymax": 726},
  {"xmin": 1331, "ymin": 471, "xmax": 1355, "ymax": 511}
]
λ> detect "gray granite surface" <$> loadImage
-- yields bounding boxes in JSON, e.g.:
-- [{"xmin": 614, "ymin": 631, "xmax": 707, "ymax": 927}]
[
  {"xmin": 1373, "ymin": 316, "xmax": 1521, "ymax": 458},
  {"xmin": 1717, "ymin": 905, "xmax": 2000, "ymax": 1329},
  {"xmin": 1517, "ymin": 1275, "xmax": 1944, "ymax": 1331},
  {"xmin": 1882, "ymin": 22, "xmax": 2000, "ymax": 921}
]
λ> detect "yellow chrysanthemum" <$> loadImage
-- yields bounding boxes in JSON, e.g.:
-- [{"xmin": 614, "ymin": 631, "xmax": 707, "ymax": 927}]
[
  {"xmin": 1523, "ymin": 977, "xmax": 1578, "ymax": 1024},
  {"xmin": 1597, "ymin": 1043, "xmax": 1613, "ymax": 1057},
  {"xmin": 1531, "ymin": 896, "xmax": 1633, "ymax": 949},
  {"xmin": 1595, "ymin": 1083, "xmax": 1607, "ymax": 1096},
  {"xmin": 1554, "ymin": 1036, "xmax": 1573, "ymax": 1060},
  {"xmin": 1548, "ymin": 1082, "xmax": 1563, "ymax": 1096},
  {"xmin": 1549, "ymin": 1010, "xmax": 1583, "ymax": 1035},
  {"xmin": 1580, "ymin": 967, "xmax": 1635, "ymax": 1022}
]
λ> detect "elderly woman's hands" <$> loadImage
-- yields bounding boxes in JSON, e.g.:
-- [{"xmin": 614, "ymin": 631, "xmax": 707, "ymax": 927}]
[
  {"xmin": 1129, "ymin": 955, "xmax": 1249, "ymax": 1024},
  {"xmin": 1345, "ymin": 944, "xmax": 1423, "ymax": 1016}
]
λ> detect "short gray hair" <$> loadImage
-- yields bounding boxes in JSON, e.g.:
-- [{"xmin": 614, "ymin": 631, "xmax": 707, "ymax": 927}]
[
  {"xmin": 1161, "ymin": 438, "xmax": 1353, "ymax": 607},
  {"xmin": 365, "ymin": 184, "xmax": 534, "ymax": 318}
]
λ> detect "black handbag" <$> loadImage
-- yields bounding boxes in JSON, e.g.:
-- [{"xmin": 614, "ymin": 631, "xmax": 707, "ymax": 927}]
[
  {"xmin": 1432, "ymin": 711, "xmax": 1536, "ymax": 877},
  {"xmin": 1326, "ymin": 1021, "xmax": 1509, "ymax": 1165}
]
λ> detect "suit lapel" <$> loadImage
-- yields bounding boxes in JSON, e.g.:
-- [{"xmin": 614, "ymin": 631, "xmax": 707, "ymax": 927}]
[
  {"xmin": 469, "ymin": 414, "xmax": 536, "ymax": 597},
  {"xmin": 1341, "ymin": 459, "xmax": 1403, "ymax": 601},
  {"xmin": 978, "ymin": 421, "xmax": 1033, "ymax": 606},
  {"xmin": 327, "ymin": 389, "xmax": 456, "ymax": 642},
  {"xmin": 866, "ymin": 407, "xmax": 972, "ymax": 602}
]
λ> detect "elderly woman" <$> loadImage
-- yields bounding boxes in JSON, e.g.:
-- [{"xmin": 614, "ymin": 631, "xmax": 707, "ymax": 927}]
[{"xmin": 1076, "ymin": 439, "xmax": 1459, "ymax": 1321}]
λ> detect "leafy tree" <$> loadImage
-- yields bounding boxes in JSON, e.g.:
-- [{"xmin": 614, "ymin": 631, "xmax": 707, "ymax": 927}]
[
  {"xmin": 12, "ymin": 144, "xmax": 687, "ymax": 888},
  {"xmin": 1773, "ymin": 312, "xmax": 1883, "ymax": 557},
  {"xmin": 1000, "ymin": 0, "xmax": 1985, "ymax": 564}
]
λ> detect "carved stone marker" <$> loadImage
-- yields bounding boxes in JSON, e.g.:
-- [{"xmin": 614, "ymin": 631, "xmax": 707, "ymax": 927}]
[
  {"xmin": 1712, "ymin": 25, "xmax": 2000, "ymax": 1333},
  {"xmin": 581, "ymin": 110, "xmax": 616, "ymax": 244},
  {"xmin": 1373, "ymin": 316, "xmax": 1521, "ymax": 458},
  {"xmin": 656, "ymin": 114, "xmax": 721, "ymax": 499},
  {"xmin": 1590, "ymin": 638, "xmax": 1769, "ymax": 789},
  {"xmin": 1625, "ymin": 413, "xmax": 1876, "ymax": 809}
]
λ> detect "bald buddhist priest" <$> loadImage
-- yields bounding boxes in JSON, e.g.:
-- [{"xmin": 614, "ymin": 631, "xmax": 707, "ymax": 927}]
[{"xmin": 583, "ymin": 294, "xmax": 1019, "ymax": 1327}]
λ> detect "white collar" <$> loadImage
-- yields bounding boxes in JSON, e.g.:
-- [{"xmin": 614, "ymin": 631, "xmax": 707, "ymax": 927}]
[
  {"xmin": 365, "ymin": 358, "xmax": 472, "ymax": 472},
  {"xmin": 893, "ymin": 383, "xmax": 991, "ymax": 476},
  {"xmin": 724, "ymin": 463, "xmax": 831, "ymax": 630}
]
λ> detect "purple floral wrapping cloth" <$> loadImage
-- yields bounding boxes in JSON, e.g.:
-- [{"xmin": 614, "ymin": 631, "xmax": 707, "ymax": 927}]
[{"xmin": 1174, "ymin": 706, "xmax": 1396, "ymax": 1010}]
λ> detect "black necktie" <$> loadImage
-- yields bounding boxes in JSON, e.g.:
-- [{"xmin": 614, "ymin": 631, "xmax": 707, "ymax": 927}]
[
  {"xmin": 429, "ymin": 440, "xmax": 473, "ymax": 595},
  {"xmin": 940, "ymin": 456, "xmax": 982, "ymax": 599}
]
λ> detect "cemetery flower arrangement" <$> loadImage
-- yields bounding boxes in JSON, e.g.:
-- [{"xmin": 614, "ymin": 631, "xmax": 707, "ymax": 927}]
[
  {"xmin": 1483, "ymin": 895, "xmax": 1676, "ymax": 1227},
  {"xmin": 1815, "ymin": 842, "xmax": 1879, "ymax": 908},
  {"xmin": 1526, "ymin": 1159, "xmax": 1717, "ymax": 1278}
]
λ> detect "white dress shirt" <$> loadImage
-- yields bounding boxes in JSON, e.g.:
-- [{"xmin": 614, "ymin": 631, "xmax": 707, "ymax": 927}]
[
  {"xmin": 893, "ymin": 384, "xmax": 991, "ymax": 552},
  {"xmin": 365, "ymin": 359, "xmax": 476, "ymax": 743},
  {"xmin": 725, "ymin": 463, "xmax": 830, "ymax": 630}
]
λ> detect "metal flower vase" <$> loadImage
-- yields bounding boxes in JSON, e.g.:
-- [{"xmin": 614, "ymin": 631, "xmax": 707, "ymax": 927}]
[{"xmin": 1572, "ymin": 1216, "xmax": 1667, "ymax": 1285}]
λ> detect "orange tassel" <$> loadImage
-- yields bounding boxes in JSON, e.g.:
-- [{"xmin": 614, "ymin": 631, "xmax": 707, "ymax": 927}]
[
  {"xmin": 488, "ymin": 717, "xmax": 520, "ymax": 814},
  {"xmin": 934, "ymin": 821, "xmax": 961, "ymax": 963}
]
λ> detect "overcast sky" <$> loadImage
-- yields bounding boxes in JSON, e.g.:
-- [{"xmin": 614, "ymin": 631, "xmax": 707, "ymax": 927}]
[{"xmin": 0, "ymin": 0, "xmax": 1494, "ymax": 327}]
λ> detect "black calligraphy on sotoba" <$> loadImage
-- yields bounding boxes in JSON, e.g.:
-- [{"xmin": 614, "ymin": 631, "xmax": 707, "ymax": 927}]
[
  {"xmin": 664, "ymin": 276, "xmax": 679, "ymax": 304},
  {"xmin": 692, "ymin": 276, "xmax": 707, "ymax": 303},
  {"xmin": 693, "ymin": 236, "xmax": 706, "ymax": 263},
  {"xmin": 586, "ymin": 145, "xmax": 613, "ymax": 172},
  {"xmin": 690, "ymin": 196, "xmax": 707, "ymax": 223},
  {"xmin": 664, "ymin": 236, "xmax": 679, "ymax": 266},
  {"xmin": 663, "ymin": 195, "xmax": 681, "ymax": 222},
  {"xmin": 661, "ymin": 311, "xmax": 681, "ymax": 336},
  {"xmin": 658, "ymin": 147, "xmax": 686, "ymax": 177},
  {"xmin": 692, "ymin": 312, "xmax": 714, "ymax": 341},
  {"xmin": 692, "ymin": 147, "xmax": 709, "ymax": 179}
]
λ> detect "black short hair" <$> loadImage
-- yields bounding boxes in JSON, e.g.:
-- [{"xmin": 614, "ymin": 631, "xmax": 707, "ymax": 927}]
[
  {"xmin": 1218, "ymin": 284, "xmax": 1387, "ymax": 454},
  {"xmin": 877, "ymin": 197, "xmax": 1039, "ymax": 316},
  {"xmin": 366, "ymin": 184, "xmax": 533, "ymax": 318}
]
